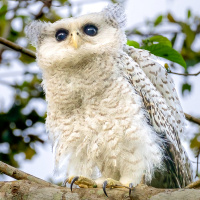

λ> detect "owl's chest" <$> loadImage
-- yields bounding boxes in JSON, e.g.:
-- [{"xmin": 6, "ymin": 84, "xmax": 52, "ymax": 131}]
[
  {"xmin": 48, "ymin": 72, "xmax": 141, "ymax": 126},
  {"xmin": 45, "ymin": 57, "xmax": 143, "ymax": 139},
  {"xmin": 48, "ymin": 69, "xmax": 138, "ymax": 113}
]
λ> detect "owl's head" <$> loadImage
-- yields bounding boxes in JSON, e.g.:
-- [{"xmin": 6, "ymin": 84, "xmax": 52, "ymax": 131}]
[{"xmin": 25, "ymin": 4, "xmax": 127, "ymax": 69}]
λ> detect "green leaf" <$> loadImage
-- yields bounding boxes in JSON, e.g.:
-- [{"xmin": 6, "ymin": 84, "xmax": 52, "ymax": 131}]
[
  {"xmin": 190, "ymin": 133, "xmax": 200, "ymax": 149},
  {"xmin": 24, "ymin": 147, "xmax": 36, "ymax": 160},
  {"xmin": 133, "ymin": 29, "xmax": 142, "ymax": 35},
  {"xmin": 127, "ymin": 40, "xmax": 140, "ymax": 48},
  {"xmin": 180, "ymin": 22, "xmax": 195, "ymax": 48},
  {"xmin": 167, "ymin": 13, "xmax": 176, "ymax": 23},
  {"xmin": 182, "ymin": 83, "xmax": 191, "ymax": 95},
  {"xmin": 187, "ymin": 10, "xmax": 191, "ymax": 19},
  {"xmin": 0, "ymin": 4, "xmax": 7, "ymax": 16},
  {"xmin": 171, "ymin": 33, "xmax": 177, "ymax": 47},
  {"xmin": 142, "ymin": 44, "xmax": 186, "ymax": 68},
  {"xmin": 143, "ymin": 35, "xmax": 172, "ymax": 47},
  {"xmin": 185, "ymin": 59, "xmax": 198, "ymax": 67},
  {"xmin": 154, "ymin": 15, "xmax": 163, "ymax": 26}
]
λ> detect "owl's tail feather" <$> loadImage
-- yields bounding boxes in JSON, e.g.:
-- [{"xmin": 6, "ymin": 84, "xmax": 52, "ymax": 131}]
[{"xmin": 150, "ymin": 135, "xmax": 193, "ymax": 188}]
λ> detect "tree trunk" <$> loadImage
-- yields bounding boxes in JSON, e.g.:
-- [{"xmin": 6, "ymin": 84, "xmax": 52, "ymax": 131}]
[{"xmin": 0, "ymin": 180, "xmax": 200, "ymax": 200}]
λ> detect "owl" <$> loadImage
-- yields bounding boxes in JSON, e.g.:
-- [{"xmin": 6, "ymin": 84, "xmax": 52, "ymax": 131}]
[{"xmin": 26, "ymin": 4, "xmax": 192, "ymax": 195}]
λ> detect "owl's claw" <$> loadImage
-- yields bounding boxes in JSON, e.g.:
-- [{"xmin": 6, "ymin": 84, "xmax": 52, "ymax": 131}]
[
  {"xmin": 103, "ymin": 180, "xmax": 108, "ymax": 197},
  {"xmin": 102, "ymin": 178, "xmax": 132, "ymax": 197},
  {"xmin": 70, "ymin": 176, "xmax": 79, "ymax": 191},
  {"xmin": 63, "ymin": 175, "xmax": 97, "ymax": 190}
]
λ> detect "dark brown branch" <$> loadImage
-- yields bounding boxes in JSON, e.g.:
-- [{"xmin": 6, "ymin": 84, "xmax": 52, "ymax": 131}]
[
  {"xmin": 185, "ymin": 113, "xmax": 200, "ymax": 125},
  {"xmin": 0, "ymin": 161, "xmax": 58, "ymax": 188},
  {"xmin": 0, "ymin": 37, "xmax": 36, "ymax": 59},
  {"xmin": 169, "ymin": 70, "xmax": 200, "ymax": 76}
]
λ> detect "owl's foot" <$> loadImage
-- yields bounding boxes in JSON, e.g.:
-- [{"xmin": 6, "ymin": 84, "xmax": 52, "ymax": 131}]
[
  {"xmin": 102, "ymin": 178, "xmax": 133, "ymax": 197},
  {"xmin": 63, "ymin": 176, "xmax": 97, "ymax": 190}
]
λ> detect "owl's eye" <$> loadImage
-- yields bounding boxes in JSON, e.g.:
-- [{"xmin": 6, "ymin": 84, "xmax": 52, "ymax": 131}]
[
  {"xmin": 55, "ymin": 29, "xmax": 69, "ymax": 41},
  {"xmin": 83, "ymin": 25, "xmax": 98, "ymax": 36}
]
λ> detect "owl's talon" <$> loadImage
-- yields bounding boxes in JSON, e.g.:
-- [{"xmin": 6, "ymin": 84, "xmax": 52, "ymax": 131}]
[
  {"xmin": 102, "ymin": 178, "xmax": 133, "ymax": 197},
  {"xmin": 65, "ymin": 175, "xmax": 97, "ymax": 189},
  {"xmin": 103, "ymin": 180, "xmax": 108, "ymax": 197},
  {"xmin": 70, "ymin": 176, "xmax": 79, "ymax": 191}
]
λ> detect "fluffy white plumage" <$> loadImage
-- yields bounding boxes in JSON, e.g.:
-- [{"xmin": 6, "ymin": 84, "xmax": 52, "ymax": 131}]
[{"xmin": 26, "ymin": 4, "xmax": 192, "ymax": 187}]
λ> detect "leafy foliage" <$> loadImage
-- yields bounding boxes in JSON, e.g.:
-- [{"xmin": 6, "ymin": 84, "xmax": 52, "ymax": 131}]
[
  {"xmin": 127, "ymin": 40, "xmax": 140, "ymax": 48},
  {"xmin": 127, "ymin": 9, "xmax": 200, "ymax": 74},
  {"xmin": 0, "ymin": 74, "xmax": 45, "ymax": 167},
  {"xmin": 182, "ymin": 83, "xmax": 192, "ymax": 96},
  {"xmin": 190, "ymin": 132, "xmax": 200, "ymax": 150},
  {"xmin": 128, "ymin": 35, "xmax": 186, "ymax": 68},
  {"xmin": 154, "ymin": 15, "xmax": 163, "ymax": 27}
]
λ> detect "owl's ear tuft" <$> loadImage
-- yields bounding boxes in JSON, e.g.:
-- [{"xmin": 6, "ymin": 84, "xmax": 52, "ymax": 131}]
[
  {"xmin": 103, "ymin": 4, "xmax": 126, "ymax": 29},
  {"xmin": 25, "ymin": 21, "xmax": 47, "ymax": 48}
]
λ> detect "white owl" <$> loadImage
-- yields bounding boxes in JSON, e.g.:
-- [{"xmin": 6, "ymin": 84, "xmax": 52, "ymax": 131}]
[{"xmin": 26, "ymin": 4, "xmax": 192, "ymax": 195}]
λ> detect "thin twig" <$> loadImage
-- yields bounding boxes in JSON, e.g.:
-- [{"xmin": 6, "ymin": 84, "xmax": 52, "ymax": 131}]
[
  {"xmin": 185, "ymin": 113, "xmax": 200, "ymax": 125},
  {"xmin": 127, "ymin": 29, "xmax": 200, "ymax": 37},
  {"xmin": 191, "ymin": 160, "xmax": 200, "ymax": 164},
  {"xmin": 0, "ymin": 37, "xmax": 36, "ymax": 59},
  {"xmin": 169, "ymin": 70, "xmax": 200, "ymax": 76},
  {"xmin": 0, "ymin": 161, "xmax": 59, "ymax": 188}
]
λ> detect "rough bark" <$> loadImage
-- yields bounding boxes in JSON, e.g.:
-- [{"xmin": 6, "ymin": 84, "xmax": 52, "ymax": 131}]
[
  {"xmin": 1, "ymin": 161, "xmax": 200, "ymax": 199},
  {"xmin": 0, "ymin": 180, "xmax": 200, "ymax": 200}
]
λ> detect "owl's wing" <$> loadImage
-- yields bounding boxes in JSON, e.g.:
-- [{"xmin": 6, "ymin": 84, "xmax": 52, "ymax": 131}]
[
  {"xmin": 124, "ymin": 45, "xmax": 185, "ymax": 134},
  {"xmin": 120, "ymin": 46, "xmax": 192, "ymax": 187}
]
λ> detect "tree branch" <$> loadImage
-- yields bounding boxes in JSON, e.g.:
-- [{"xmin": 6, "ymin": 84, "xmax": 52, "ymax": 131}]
[
  {"xmin": 0, "ymin": 161, "xmax": 58, "ymax": 188},
  {"xmin": 185, "ymin": 113, "xmax": 200, "ymax": 125},
  {"xmin": 1, "ymin": 158, "xmax": 200, "ymax": 199},
  {"xmin": 0, "ymin": 178, "xmax": 200, "ymax": 200},
  {"xmin": 169, "ymin": 70, "xmax": 200, "ymax": 76},
  {"xmin": 0, "ymin": 37, "xmax": 36, "ymax": 59}
]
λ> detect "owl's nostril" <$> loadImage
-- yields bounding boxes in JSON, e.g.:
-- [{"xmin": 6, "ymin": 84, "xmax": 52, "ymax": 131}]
[
  {"xmin": 77, "ymin": 32, "xmax": 79, "ymax": 35},
  {"xmin": 71, "ymin": 33, "xmax": 73, "ymax": 36}
]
